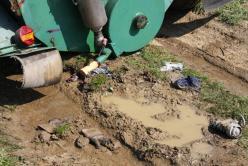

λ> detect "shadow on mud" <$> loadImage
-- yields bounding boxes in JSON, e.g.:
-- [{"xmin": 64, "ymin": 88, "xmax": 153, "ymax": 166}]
[
  {"xmin": 158, "ymin": 10, "xmax": 218, "ymax": 38},
  {"xmin": 0, "ymin": 58, "xmax": 44, "ymax": 106}
]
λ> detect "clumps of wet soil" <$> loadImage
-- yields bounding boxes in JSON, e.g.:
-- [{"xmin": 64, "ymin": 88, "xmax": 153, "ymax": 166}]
[
  {"xmin": 60, "ymin": 59, "xmax": 207, "ymax": 164},
  {"xmin": 151, "ymin": 108, "xmax": 181, "ymax": 122},
  {"xmin": 61, "ymin": 55, "xmax": 248, "ymax": 165}
]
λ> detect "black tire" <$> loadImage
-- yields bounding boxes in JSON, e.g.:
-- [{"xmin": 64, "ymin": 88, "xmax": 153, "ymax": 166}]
[{"xmin": 170, "ymin": 0, "xmax": 199, "ymax": 10}]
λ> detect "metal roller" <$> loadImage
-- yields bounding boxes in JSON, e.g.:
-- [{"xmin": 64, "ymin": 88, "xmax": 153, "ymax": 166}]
[{"xmin": 13, "ymin": 49, "xmax": 63, "ymax": 89}]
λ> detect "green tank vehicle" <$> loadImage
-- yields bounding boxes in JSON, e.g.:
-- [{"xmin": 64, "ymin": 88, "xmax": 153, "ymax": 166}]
[{"xmin": 0, "ymin": 0, "xmax": 232, "ymax": 88}]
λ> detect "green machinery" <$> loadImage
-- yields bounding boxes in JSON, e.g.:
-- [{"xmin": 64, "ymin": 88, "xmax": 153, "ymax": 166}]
[{"xmin": 0, "ymin": 0, "xmax": 232, "ymax": 88}]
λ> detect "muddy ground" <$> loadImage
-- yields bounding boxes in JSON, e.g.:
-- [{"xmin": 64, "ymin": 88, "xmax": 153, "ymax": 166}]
[{"xmin": 0, "ymin": 10, "xmax": 248, "ymax": 166}]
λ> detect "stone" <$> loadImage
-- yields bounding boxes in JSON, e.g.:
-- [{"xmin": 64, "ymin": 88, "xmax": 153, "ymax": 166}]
[
  {"xmin": 49, "ymin": 119, "xmax": 63, "ymax": 126},
  {"xmin": 38, "ymin": 131, "xmax": 51, "ymax": 143},
  {"xmin": 113, "ymin": 141, "xmax": 122, "ymax": 150},
  {"xmin": 81, "ymin": 128, "xmax": 102, "ymax": 138},
  {"xmin": 75, "ymin": 136, "xmax": 89, "ymax": 149},
  {"xmin": 51, "ymin": 134, "xmax": 59, "ymax": 141},
  {"xmin": 37, "ymin": 124, "xmax": 55, "ymax": 134}
]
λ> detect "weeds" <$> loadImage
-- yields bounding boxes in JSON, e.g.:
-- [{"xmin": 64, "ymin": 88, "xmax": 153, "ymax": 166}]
[
  {"xmin": 239, "ymin": 128, "xmax": 248, "ymax": 150},
  {"xmin": 201, "ymin": 81, "xmax": 248, "ymax": 119},
  {"xmin": 192, "ymin": 0, "xmax": 205, "ymax": 14},
  {"xmin": 183, "ymin": 68, "xmax": 248, "ymax": 149},
  {"xmin": 183, "ymin": 68, "xmax": 248, "ymax": 119},
  {"xmin": 0, "ymin": 149, "xmax": 17, "ymax": 166},
  {"xmin": 128, "ymin": 46, "xmax": 178, "ymax": 80},
  {"xmin": 2, "ymin": 105, "xmax": 16, "ymax": 112},
  {"xmin": 89, "ymin": 74, "xmax": 109, "ymax": 91},
  {"xmin": 54, "ymin": 123, "xmax": 70, "ymax": 137},
  {"xmin": 182, "ymin": 68, "xmax": 208, "ymax": 81},
  {"xmin": 137, "ymin": 46, "xmax": 248, "ymax": 121},
  {"xmin": 0, "ymin": 132, "xmax": 20, "ymax": 166},
  {"xmin": 0, "ymin": 132, "xmax": 21, "ymax": 152},
  {"xmin": 217, "ymin": 0, "xmax": 248, "ymax": 25}
]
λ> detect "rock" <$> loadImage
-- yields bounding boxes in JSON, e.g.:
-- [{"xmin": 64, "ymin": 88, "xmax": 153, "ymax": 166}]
[
  {"xmin": 81, "ymin": 128, "xmax": 103, "ymax": 138},
  {"xmin": 108, "ymin": 86, "xmax": 114, "ymax": 92},
  {"xmin": 38, "ymin": 131, "xmax": 51, "ymax": 143},
  {"xmin": 75, "ymin": 136, "xmax": 90, "ymax": 149},
  {"xmin": 49, "ymin": 118, "xmax": 63, "ymax": 126},
  {"xmin": 113, "ymin": 141, "xmax": 122, "ymax": 150},
  {"xmin": 90, "ymin": 136, "xmax": 102, "ymax": 149},
  {"xmin": 51, "ymin": 134, "xmax": 59, "ymax": 141},
  {"xmin": 2, "ymin": 114, "xmax": 12, "ymax": 121},
  {"xmin": 101, "ymin": 147, "xmax": 113, "ymax": 156},
  {"xmin": 80, "ymin": 128, "xmax": 118, "ymax": 150},
  {"xmin": 37, "ymin": 124, "xmax": 55, "ymax": 134}
]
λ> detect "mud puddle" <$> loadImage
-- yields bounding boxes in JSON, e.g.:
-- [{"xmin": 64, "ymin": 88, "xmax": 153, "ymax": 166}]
[
  {"xmin": 1, "ymin": 75, "xmax": 144, "ymax": 165},
  {"xmin": 102, "ymin": 95, "xmax": 208, "ymax": 147}
]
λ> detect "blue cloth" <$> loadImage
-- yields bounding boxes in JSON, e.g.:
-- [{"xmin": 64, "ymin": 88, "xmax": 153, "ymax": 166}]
[{"xmin": 174, "ymin": 76, "xmax": 201, "ymax": 91}]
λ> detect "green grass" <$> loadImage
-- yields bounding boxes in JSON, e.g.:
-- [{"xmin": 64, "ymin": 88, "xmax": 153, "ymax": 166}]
[
  {"xmin": 193, "ymin": 0, "xmax": 205, "ymax": 14},
  {"xmin": 217, "ymin": 0, "xmax": 248, "ymax": 25},
  {"xmin": 201, "ymin": 81, "xmax": 248, "ymax": 119},
  {"xmin": 239, "ymin": 128, "xmax": 248, "ymax": 150},
  {"xmin": 0, "ymin": 149, "xmax": 17, "ymax": 166},
  {"xmin": 2, "ymin": 105, "xmax": 16, "ymax": 112},
  {"xmin": 135, "ymin": 47, "xmax": 248, "ymax": 121},
  {"xmin": 128, "ymin": 46, "xmax": 178, "ymax": 80},
  {"xmin": 183, "ymin": 68, "xmax": 248, "ymax": 119},
  {"xmin": 0, "ymin": 132, "xmax": 20, "ymax": 166},
  {"xmin": 0, "ymin": 132, "xmax": 21, "ymax": 153},
  {"xmin": 54, "ymin": 123, "xmax": 70, "ymax": 137},
  {"xmin": 182, "ymin": 68, "xmax": 208, "ymax": 81},
  {"xmin": 183, "ymin": 68, "xmax": 248, "ymax": 150},
  {"xmin": 0, "ymin": 139, "xmax": 20, "ymax": 153},
  {"xmin": 89, "ymin": 74, "xmax": 109, "ymax": 91}
]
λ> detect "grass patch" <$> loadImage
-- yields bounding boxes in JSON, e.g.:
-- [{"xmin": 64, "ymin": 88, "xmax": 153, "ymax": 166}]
[
  {"xmin": 54, "ymin": 123, "xmax": 70, "ymax": 137},
  {"xmin": 0, "ymin": 132, "xmax": 21, "ymax": 153},
  {"xmin": 0, "ymin": 149, "xmax": 17, "ymax": 166},
  {"xmin": 183, "ymin": 68, "xmax": 248, "ymax": 149},
  {"xmin": 239, "ymin": 128, "xmax": 248, "ymax": 150},
  {"xmin": 217, "ymin": 0, "xmax": 248, "ymax": 25},
  {"xmin": 192, "ymin": 0, "xmax": 205, "ymax": 14},
  {"xmin": 0, "ymin": 139, "xmax": 20, "ymax": 153},
  {"xmin": 0, "ymin": 132, "xmax": 20, "ymax": 166},
  {"xmin": 2, "ymin": 105, "xmax": 16, "ymax": 112},
  {"xmin": 183, "ymin": 68, "xmax": 248, "ymax": 119},
  {"xmin": 201, "ymin": 81, "xmax": 248, "ymax": 119},
  {"xmin": 182, "ymin": 68, "xmax": 208, "ymax": 81},
  {"xmin": 75, "ymin": 55, "xmax": 88, "ymax": 67},
  {"xmin": 89, "ymin": 74, "xmax": 109, "ymax": 91},
  {"xmin": 63, "ymin": 55, "xmax": 89, "ymax": 72},
  {"xmin": 128, "ymin": 46, "xmax": 178, "ymax": 80}
]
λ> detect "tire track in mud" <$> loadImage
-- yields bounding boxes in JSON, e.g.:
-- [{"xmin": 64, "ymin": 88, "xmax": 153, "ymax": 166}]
[
  {"xmin": 157, "ymin": 37, "xmax": 248, "ymax": 96},
  {"xmin": 157, "ymin": 11, "xmax": 248, "ymax": 96}
]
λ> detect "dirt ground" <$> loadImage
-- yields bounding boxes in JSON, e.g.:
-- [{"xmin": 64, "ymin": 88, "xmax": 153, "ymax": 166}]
[{"xmin": 0, "ymin": 10, "xmax": 248, "ymax": 166}]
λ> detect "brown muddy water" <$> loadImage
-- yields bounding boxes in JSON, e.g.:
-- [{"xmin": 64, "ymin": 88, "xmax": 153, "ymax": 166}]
[
  {"xmin": 102, "ymin": 95, "xmax": 208, "ymax": 147},
  {"xmin": 2, "ymin": 75, "xmax": 144, "ymax": 165}
]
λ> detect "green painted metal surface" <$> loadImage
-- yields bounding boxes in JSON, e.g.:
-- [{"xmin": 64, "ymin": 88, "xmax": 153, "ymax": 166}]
[
  {"xmin": 19, "ymin": 0, "xmax": 95, "ymax": 52},
  {"xmin": 16, "ymin": 0, "xmax": 172, "ymax": 56},
  {"xmin": 106, "ymin": 0, "xmax": 171, "ymax": 55}
]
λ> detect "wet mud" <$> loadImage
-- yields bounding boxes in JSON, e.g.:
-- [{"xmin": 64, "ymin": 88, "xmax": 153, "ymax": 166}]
[{"xmin": 0, "ymin": 9, "xmax": 248, "ymax": 166}]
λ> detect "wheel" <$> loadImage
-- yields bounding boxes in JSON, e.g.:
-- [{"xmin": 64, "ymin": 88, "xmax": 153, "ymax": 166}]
[
  {"xmin": 106, "ymin": 0, "xmax": 171, "ymax": 56},
  {"xmin": 170, "ymin": 0, "xmax": 199, "ymax": 10}
]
